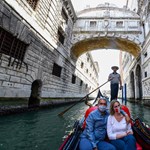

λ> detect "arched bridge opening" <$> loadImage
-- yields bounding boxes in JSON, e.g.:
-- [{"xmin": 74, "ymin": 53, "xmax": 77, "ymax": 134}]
[{"xmin": 71, "ymin": 36, "xmax": 141, "ymax": 58}]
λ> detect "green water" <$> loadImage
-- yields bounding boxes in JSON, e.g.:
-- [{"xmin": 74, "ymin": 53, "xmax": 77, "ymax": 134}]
[{"xmin": 0, "ymin": 101, "xmax": 149, "ymax": 150}]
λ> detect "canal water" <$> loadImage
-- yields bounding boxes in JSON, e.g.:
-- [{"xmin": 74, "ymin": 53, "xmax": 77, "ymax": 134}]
[{"xmin": 0, "ymin": 100, "xmax": 150, "ymax": 150}]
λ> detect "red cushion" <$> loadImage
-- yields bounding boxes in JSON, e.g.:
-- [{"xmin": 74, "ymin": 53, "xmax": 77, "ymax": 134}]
[
  {"xmin": 136, "ymin": 142, "xmax": 142, "ymax": 150},
  {"xmin": 121, "ymin": 105, "xmax": 131, "ymax": 117},
  {"xmin": 82, "ymin": 106, "xmax": 98, "ymax": 128}
]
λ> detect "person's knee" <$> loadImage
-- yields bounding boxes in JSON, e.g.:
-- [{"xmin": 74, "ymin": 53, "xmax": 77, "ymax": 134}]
[
  {"xmin": 126, "ymin": 135, "xmax": 136, "ymax": 142},
  {"xmin": 125, "ymin": 135, "xmax": 136, "ymax": 149},
  {"xmin": 98, "ymin": 141, "xmax": 116, "ymax": 150},
  {"xmin": 79, "ymin": 138, "xmax": 93, "ymax": 150},
  {"xmin": 127, "ymin": 134, "xmax": 135, "ymax": 140},
  {"xmin": 107, "ymin": 144, "xmax": 116, "ymax": 150},
  {"xmin": 111, "ymin": 140, "xmax": 125, "ymax": 149},
  {"xmin": 117, "ymin": 140, "xmax": 125, "ymax": 148}
]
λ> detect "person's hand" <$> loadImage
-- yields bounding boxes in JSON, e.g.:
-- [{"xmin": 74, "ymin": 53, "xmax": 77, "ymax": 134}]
[
  {"xmin": 124, "ymin": 114, "xmax": 130, "ymax": 124},
  {"xmin": 120, "ymin": 110, "xmax": 130, "ymax": 123},
  {"xmin": 120, "ymin": 85, "xmax": 123, "ymax": 90},
  {"xmin": 108, "ymin": 77, "xmax": 113, "ymax": 81},
  {"xmin": 120, "ymin": 109, "xmax": 126, "ymax": 116},
  {"xmin": 93, "ymin": 147, "xmax": 98, "ymax": 150},
  {"xmin": 127, "ymin": 131, "xmax": 133, "ymax": 135}
]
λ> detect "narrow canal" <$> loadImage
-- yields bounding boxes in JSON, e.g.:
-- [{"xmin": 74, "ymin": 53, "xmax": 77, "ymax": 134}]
[{"xmin": 0, "ymin": 100, "xmax": 149, "ymax": 150}]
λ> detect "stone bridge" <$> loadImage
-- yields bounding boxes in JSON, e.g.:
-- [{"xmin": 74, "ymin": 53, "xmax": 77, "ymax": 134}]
[{"xmin": 71, "ymin": 3, "xmax": 144, "ymax": 58}]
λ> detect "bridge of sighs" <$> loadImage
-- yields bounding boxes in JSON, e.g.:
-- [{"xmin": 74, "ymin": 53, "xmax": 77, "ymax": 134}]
[{"xmin": 71, "ymin": 3, "xmax": 143, "ymax": 58}]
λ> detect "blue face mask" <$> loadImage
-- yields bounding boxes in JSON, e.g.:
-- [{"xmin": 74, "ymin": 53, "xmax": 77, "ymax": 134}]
[{"xmin": 98, "ymin": 105, "xmax": 107, "ymax": 112}]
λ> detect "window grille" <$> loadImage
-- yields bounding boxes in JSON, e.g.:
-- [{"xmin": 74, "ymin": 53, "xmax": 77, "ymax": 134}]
[
  {"xmin": 90, "ymin": 21, "xmax": 97, "ymax": 27},
  {"xmin": 128, "ymin": 21, "xmax": 138, "ymax": 28},
  {"xmin": 26, "ymin": 0, "xmax": 39, "ymax": 10},
  {"xmin": 0, "ymin": 27, "xmax": 28, "ymax": 70},
  {"xmin": 116, "ymin": 21, "xmax": 123, "ymax": 28}
]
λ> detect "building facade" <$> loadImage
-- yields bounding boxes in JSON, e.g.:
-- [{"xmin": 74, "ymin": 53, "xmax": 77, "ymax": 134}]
[
  {"xmin": 76, "ymin": 52, "xmax": 99, "ymax": 93},
  {"xmin": 121, "ymin": 0, "xmax": 150, "ymax": 105},
  {"xmin": 0, "ymin": 0, "xmax": 99, "ymax": 101},
  {"xmin": 1, "ymin": 0, "xmax": 150, "ymax": 105}
]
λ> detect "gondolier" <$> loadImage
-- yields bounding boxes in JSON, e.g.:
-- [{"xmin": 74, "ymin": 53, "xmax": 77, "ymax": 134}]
[{"xmin": 108, "ymin": 66, "xmax": 122, "ymax": 101}]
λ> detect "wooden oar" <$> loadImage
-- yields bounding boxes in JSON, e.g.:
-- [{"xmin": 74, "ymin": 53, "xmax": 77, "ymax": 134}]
[{"xmin": 58, "ymin": 80, "xmax": 109, "ymax": 116}]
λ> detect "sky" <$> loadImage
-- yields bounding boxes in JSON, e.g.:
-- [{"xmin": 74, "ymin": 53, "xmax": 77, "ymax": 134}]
[
  {"xmin": 71, "ymin": 0, "xmax": 128, "ymax": 12},
  {"xmin": 71, "ymin": 0, "xmax": 123, "ymax": 90},
  {"xmin": 91, "ymin": 50, "xmax": 120, "ymax": 91}
]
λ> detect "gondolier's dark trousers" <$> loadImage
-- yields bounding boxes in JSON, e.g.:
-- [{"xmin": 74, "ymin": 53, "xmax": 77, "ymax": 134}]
[{"xmin": 111, "ymin": 83, "xmax": 119, "ymax": 101}]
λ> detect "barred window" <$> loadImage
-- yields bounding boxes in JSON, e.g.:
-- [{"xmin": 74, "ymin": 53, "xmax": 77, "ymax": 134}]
[
  {"xmin": 116, "ymin": 21, "xmax": 123, "ymax": 28},
  {"xmin": 0, "ymin": 27, "xmax": 28, "ymax": 67},
  {"xmin": 26, "ymin": 0, "xmax": 39, "ymax": 10},
  {"xmin": 128, "ymin": 21, "xmax": 138, "ymax": 28},
  {"xmin": 90, "ymin": 21, "xmax": 97, "ymax": 27}
]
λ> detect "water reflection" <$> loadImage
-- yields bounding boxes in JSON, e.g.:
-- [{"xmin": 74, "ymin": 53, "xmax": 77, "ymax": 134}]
[{"xmin": 127, "ymin": 101, "xmax": 150, "ymax": 124}]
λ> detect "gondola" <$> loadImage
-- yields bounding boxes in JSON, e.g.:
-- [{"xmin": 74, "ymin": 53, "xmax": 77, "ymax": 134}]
[{"xmin": 59, "ymin": 94, "xmax": 150, "ymax": 150}]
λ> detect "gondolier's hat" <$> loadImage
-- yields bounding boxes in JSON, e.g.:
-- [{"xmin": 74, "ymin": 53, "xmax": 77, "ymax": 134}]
[{"xmin": 111, "ymin": 66, "xmax": 119, "ymax": 70}]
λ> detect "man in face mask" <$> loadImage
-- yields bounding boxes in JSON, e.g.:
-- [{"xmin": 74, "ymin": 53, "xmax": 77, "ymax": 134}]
[{"xmin": 79, "ymin": 98, "xmax": 116, "ymax": 150}]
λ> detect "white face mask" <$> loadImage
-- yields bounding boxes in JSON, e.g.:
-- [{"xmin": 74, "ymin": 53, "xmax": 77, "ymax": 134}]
[{"xmin": 98, "ymin": 105, "xmax": 107, "ymax": 112}]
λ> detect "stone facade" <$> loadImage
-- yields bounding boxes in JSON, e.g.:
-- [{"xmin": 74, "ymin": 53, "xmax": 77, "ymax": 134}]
[
  {"xmin": 76, "ymin": 52, "xmax": 99, "ymax": 94},
  {"xmin": 121, "ymin": 0, "xmax": 150, "ymax": 105},
  {"xmin": 0, "ymin": 0, "xmax": 99, "ymax": 100},
  {"xmin": 1, "ymin": 0, "xmax": 150, "ymax": 105},
  {"xmin": 139, "ymin": 0, "xmax": 150, "ymax": 105},
  {"xmin": 71, "ymin": 3, "xmax": 142, "ymax": 58},
  {"xmin": 121, "ymin": 52, "xmax": 142, "ymax": 101}
]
